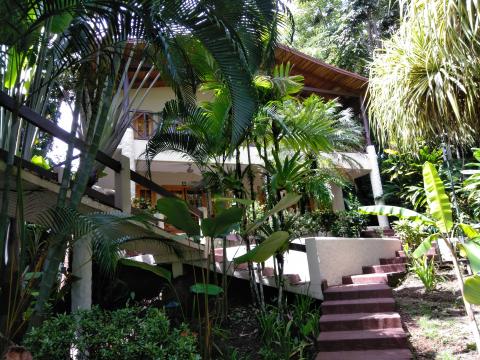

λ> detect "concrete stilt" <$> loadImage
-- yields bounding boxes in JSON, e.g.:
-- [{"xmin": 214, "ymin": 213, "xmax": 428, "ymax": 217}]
[{"xmin": 366, "ymin": 145, "xmax": 389, "ymax": 228}]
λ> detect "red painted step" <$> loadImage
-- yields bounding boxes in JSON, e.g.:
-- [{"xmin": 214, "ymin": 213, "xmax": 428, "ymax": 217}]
[
  {"xmin": 380, "ymin": 257, "xmax": 408, "ymax": 265},
  {"xmin": 316, "ymin": 349, "xmax": 412, "ymax": 360},
  {"xmin": 362, "ymin": 264, "xmax": 406, "ymax": 274},
  {"xmin": 317, "ymin": 328, "xmax": 408, "ymax": 351},
  {"xmin": 322, "ymin": 298, "xmax": 396, "ymax": 314},
  {"xmin": 343, "ymin": 272, "xmax": 404, "ymax": 286},
  {"xmin": 324, "ymin": 284, "xmax": 393, "ymax": 301},
  {"xmin": 320, "ymin": 312, "xmax": 402, "ymax": 331},
  {"xmin": 395, "ymin": 250, "xmax": 406, "ymax": 257}
]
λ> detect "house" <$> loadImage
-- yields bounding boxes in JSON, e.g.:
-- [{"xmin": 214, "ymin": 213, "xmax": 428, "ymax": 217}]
[{"xmin": 100, "ymin": 44, "xmax": 389, "ymax": 228}]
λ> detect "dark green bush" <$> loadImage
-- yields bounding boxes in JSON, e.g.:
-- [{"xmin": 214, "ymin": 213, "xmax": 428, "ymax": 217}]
[
  {"xmin": 287, "ymin": 209, "xmax": 338, "ymax": 237},
  {"xmin": 23, "ymin": 306, "xmax": 199, "ymax": 360},
  {"xmin": 331, "ymin": 210, "xmax": 367, "ymax": 237}
]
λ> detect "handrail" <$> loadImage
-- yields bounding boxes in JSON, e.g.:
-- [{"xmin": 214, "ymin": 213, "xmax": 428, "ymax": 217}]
[
  {"xmin": 0, "ymin": 90, "xmax": 202, "ymax": 217},
  {"xmin": 0, "ymin": 91, "xmax": 121, "ymax": 172}
]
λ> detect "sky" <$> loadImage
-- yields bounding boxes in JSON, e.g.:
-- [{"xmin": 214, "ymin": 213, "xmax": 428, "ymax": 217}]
[{"xmin": 49, "ymin": 102, "xmax": 80, "ymax": 169}]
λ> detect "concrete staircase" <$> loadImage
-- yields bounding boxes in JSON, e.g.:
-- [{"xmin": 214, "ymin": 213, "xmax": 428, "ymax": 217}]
[{"xmin": 316, "ymin": 251, "xmax": 412, "ymax": 360}]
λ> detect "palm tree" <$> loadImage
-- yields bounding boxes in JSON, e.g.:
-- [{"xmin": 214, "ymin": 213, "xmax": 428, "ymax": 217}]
[
  {"xmin": 368, "ymin": 0, "xmax": 480, "ymax": 150},
  {"xmin": 0, "ymin": 0, "xmax": 285, "ymax": 334}
]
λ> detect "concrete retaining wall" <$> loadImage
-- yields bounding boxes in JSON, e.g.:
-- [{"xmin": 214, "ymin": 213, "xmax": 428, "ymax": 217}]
[{"xmin": 306, "ymin": 237, "xmax": 402, "ymax": 286}]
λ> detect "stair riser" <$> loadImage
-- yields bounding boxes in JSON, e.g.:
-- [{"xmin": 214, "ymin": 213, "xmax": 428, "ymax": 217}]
[
  {"xmin": 318, "ymin": 337, "xmax": 408, "ymax": 351},
  {"xmin": 322, "ymin": 303, "xmax": 395, "ymax": 315},
  {"xmin": 362, "ymin": 264, "xmax": 406, "ymax": 274},
  {"xmin": 343, "ymin": 273, "xmax": 405, "ymax": 287},
  {"xmin": 324, "ymin": 288, "xmax": 392, "ymax": 301},
  {"xmin": 316, "ymin": 349, "xmax": 413, "ymax": 360},
  {"xmin": 320, "ymin": 318, "xmax": 402, "ymax": 331},
  {"xmin": 380, "ymin": 257, "xmax": 408, "ymax": 265}
]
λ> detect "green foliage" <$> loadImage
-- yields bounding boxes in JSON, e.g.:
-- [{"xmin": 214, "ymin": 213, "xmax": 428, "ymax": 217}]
[
  {"xmin": 201, "ymin": 207, "xmax": 243, "ymax": 238},
  {"xmin": 412, "ymin": 234, "xmax": 438, "ymax": 259},
  {"xmin": 380, "ymin": 146, "xmax": 444, "ymax": 210},
  {"xmin": 409, "ymin": 256, "xmax": 442, "ymax": 292},
  {"xmin": 330, "ymin": 210, "xmax": 367, "ymax": 237},
  {"xmin": 23, "ymin": 307, "xmax": 200, "ymax": 360},
  {"xmin": 359, "ymin": 205, "xmax": 434, "ymax": 223},
  {"xmin": 369, "ymin": 0, "xmax": 480, "ymax": 149},
  {"xmin": 287, "ymin": 209, "xmax": 338, "ymax": 237},
  {"xmin": 462, "ymin": 149, "xmax": 480, "ymax": 219},
  {"xmin": 234, "ymin": 231, "xmax": 290, "ymax": 264},
  {"xmin": 292, "ymin": 0, "xmax": 399, "ymax": 75},
  {"xmin": 392, "ymin": 220, "xmax": 428, "ymax": 249},
  {"xmin": 257, "ymin": 296, "xmax": 320, "ymax": 359},
  {"xmin": 118, "ymin": 258, "xmax": 171, "ymax": 282},
  {"xmin": 464, "ymin": 275, "xmax": 480, "ymax": 305},
  {"xmin": 423, "ymin": 162, "xmax": 453, "ymax": 233},
  {"xmin": 31, "ymin": 155, "xmax": 51, "ymax": 170},
  {"xmin": 157, "ymin": 197, "xmax": 201, "ymax": 237},
  {"xmin": 190, "ymin": 283, "xmax": 223, "ymax": 296}
]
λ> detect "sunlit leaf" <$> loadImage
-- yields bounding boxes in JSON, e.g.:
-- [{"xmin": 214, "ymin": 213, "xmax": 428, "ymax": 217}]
[
  {"xmin": 190, "ymin": 283, "xmax": 223, "ymax": 296},
  {"xmin": 422, "ymin": 162, "xmax": 453, "ymax": 233},
  {"xmin": 156, "ymin": 197, "xmax": 200, "ymax": 236},
  {"xmin": 234, "ymin": 231, "xmax": 289, "ymax": 264},
  {"xmin": 118, "ymin": 258, "xmax": 171, "ymax": 282},
  {"xmin": 464, "ymin": 275, "xmax": 480, "ymax": 305}
]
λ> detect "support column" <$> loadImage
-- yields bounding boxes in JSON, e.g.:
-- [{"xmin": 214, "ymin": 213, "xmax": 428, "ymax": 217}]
[
  {"xmin": 331, "ymin": 183, "xmax": 345, "ymax": 212},
  {"xmin": 366, "ymin": 145, "xmax": 389, "ymax": 228},
  {"xmin": 114, "ymin": 150, "xmax": 132, "ymax": 214},
  {"xmin": 305, "ymin": 238, "xmax": 324, "ymax": 300},
  {"xmin": 71, "ymin": 235, "xmax": 92, "ymax": 312},
  {"xmin": 118, "ymin": 127, "xmax": 136, "ymax": 199},
  {"xmin": 172, "ymin": 262, "xmax": 184, "ymax": 278}
]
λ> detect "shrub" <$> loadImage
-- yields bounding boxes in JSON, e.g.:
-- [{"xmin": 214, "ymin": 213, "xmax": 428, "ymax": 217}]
[
  {"xmin": 23, "ymin": 307, "xmax": 200, "ymax": 360},
  {"xmin": 331, "ymin": 210, "xmax": 367, "ymax": 237},
  {"xmin": 287, "ymin": 209, "xmax": 338, "ymax": 237},
  {"xmin": 392, "ymin": 219, "xmax": 427, "ymax": 249},
  {"xmin": 410, "ymin": 255, "xmax": 443, "ymax": 291},
  {"xmin": 257, "ymin": 296, "xmax": 320, "ymax": 359}
]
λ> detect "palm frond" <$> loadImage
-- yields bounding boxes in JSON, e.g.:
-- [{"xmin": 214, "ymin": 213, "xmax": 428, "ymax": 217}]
[{"xmin": 368, "ymin": 0, "xmax": 480, "ymax": 149}]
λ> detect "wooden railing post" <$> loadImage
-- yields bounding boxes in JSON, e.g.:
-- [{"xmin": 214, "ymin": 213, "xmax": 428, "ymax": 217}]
[{"xmin": 114, "ymin": 150, "xmax": 131, "ymax": 214}]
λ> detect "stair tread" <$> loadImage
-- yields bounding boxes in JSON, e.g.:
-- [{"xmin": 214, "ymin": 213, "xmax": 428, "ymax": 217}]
[
  {"xmin": 323, "ymin": 298, "xmax": 395, "ymax": 306},
  {"xmin": 350, "ymin": 272, "xmax": 402, "ymax": 278},
  {"xmin": 316, "ymin": 349, "xmax": 412, "ymax": 360},
  {"xmin": 318, "ymin": 328, "xmax": 406, "ymax": 341},
  {"xmin": 363, "ymin": 264, "xmax": 406, "ymax": 273},
  {"xmin": 325, "ymin": 284, "xmax": 391, "ymax": 293},
  {"xmin": 320, "ymin": 312, "xmax": 400, "ymax": 322}
]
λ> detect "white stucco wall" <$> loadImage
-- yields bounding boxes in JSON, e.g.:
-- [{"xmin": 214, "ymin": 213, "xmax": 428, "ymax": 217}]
[
  {"xmin": 129, "ymin": 87, "xmax": 213, "ymax": 112},
  {"xmin": 305, "ymin": 237, "xmax": 402, "ymax": 286}
]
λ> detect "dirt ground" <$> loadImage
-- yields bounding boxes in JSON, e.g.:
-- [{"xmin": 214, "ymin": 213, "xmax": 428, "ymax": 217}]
[{"xmin": 394, "ymin": 265, "xmax": 479, "ymax": 359}]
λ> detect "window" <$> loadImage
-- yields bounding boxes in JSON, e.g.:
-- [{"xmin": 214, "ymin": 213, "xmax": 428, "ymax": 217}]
[{"xmin": 132, "ymin": 112, "xmax": 155, "ymax": 139}]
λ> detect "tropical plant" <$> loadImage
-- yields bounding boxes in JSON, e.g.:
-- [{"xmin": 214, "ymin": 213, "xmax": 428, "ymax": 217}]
[
  {"xmin": 293, "ymin": 0, "xmax": 400, "ymax": 75},
  {"xmin": 330, "ymin": 210, "xmax": 367, "ymax": 237},
  {"xmin": 392, "ymin": 219, "xmax": 428, "ymax": 249},
  {"xmin": 381, "ymin": 146, "xmax": 444, "ymax": 209},
  {"xmin": 409, "ymin": 255, "xmax": 442, "ymax": 292},
  {"xmin": 257, "ymin": 295, "xmax": 321, "ymax": 359},
  {"xmin": 23, "ymin": 306, "xmax": 199, "ymax": 360},
  {"xmin": 368, "ymin": 0, "xmax": 480, "ymax": 149},
  {"xmin": 359, "ymin": 161, "xmax": 480, "ymax": 351},
  {"xmin": 154, "ymin": 195, "xmax": 243, "ymax": 358},
  {"xmin": 0, "ymin": 0, "xmax": 286, "ymax": 345},
  {"xmin": 286, "ymin": 209, "xmax": 338, "ymax": 237},
  {"xmin": 462, "ymin": 148, "xmax": 480, "ymax": 219},
  {"xmin": 0, "ymin": 204, "xmax": 175, "ymax": 348}
]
